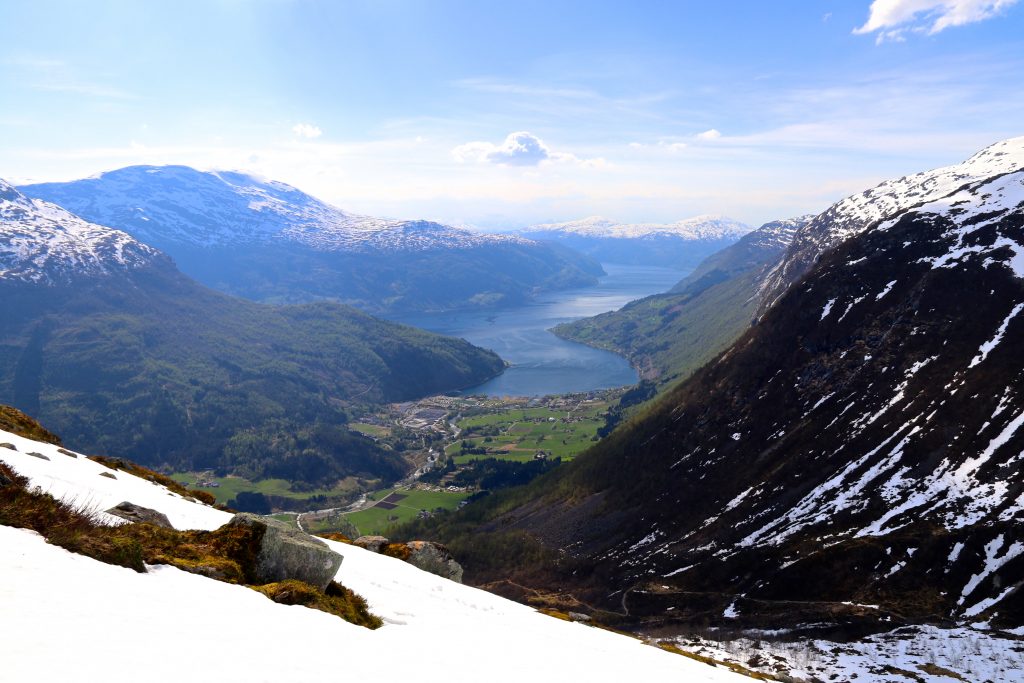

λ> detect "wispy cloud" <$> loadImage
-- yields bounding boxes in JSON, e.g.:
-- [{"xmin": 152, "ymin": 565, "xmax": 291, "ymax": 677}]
[
  {"xmin": 854, "ymin": 0, "xmax": 1020, "ymax": 43},
  {"xmin": 4, "ymin": 56, "xmax": 135, "ymax": 99}
]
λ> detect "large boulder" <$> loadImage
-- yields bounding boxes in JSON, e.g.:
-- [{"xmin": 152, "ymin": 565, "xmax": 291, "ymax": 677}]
[
  {"xmin": 225, "ymin": 513, "xmax": 342, "ymax": 590},
  {"xmin": 353, "ymin": 535, "xmax": 389, "ymax": 553},
  {"xmin": 106, "ymin": 501, "xmax": 174, "ymax": 529},
  {"xmin": 404, "ymin": 541, "xmax": 464, "ymax": 583}
]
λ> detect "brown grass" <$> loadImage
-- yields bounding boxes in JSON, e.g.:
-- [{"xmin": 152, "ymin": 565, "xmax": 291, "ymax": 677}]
[
  {"xmin": 317, "ymin": 532, "xmax": 353, "ymax": 544},
  {"xmin": 381, "ymin": 542, "xmax": 412, "ymax": 561},
  {"xmin": 0, "ymin": 406, "xmax": 62, "ymax": 445},
  {"xmin": 0, "ymin": 461, "xmax": 378, "ymax": 628},
  {"xmin": 255, "ymin": 580, "xmax": 382, "ymax": 629}
]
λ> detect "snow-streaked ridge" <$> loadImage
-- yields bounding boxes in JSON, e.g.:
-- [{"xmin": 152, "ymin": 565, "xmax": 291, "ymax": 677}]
[
  {"xmin": 0, "ymin": 178, "xmax": 160, "ymax": 284},
  {"xmin": 524, "ymin": 214, "xmax": 753, "ymax": 240},
  {"xmin": 21, "ymin": 166, "xmax": 535, "ymax": 254},
  {"xmin": 760, "ymin": 135, "xmax": 1024, "ymax": 308}
]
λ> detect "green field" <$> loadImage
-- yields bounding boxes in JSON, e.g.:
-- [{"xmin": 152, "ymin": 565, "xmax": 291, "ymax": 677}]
[
  {"xmin": 171, "ymin": 472, "xmax": 359, "ymax": 507},
  {"xmin": 349, "ymin": 422, "xmax": 391, "ymax": 438},
  {"xmin": 341, "ymin": 487, "xmax": 471, "ymax": 536},
  {"xmin": 448, "ymin": 402, "xmax": 607, "ymax": 463}
]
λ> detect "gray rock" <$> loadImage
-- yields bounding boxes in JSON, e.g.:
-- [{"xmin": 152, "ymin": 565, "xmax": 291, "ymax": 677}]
[
  {"xmin": 405, "ymin": 541, "xmax": 464, "ymax": 583},
  {"xmin": 106, "ymin": 501, "xmax": 174, "ymax": 529},
  {"xmin": 225, "ymin": 513, "xmax": 343, "ymax": 590},
  {"xmin": 98, "ymin": 471, "xmax": 117, "ymax": 479},
  {"xmin": 56, "ymin": 448, "xmax": 78, "ymax": 458},
  {"xmin": 27, "ymin": 452, "xmax": 50, "ymax": 461},
  {"xmin": 0, "ymin": 443, "xmax": 16, "ymax": 451},
  {"xmin": 354, "ymin": 535, "xmax": 389, "ymax": 553}
]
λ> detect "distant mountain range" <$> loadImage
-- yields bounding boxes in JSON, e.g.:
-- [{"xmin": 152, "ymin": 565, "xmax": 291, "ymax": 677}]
[
  {"xmin": 419, "ymin": 136, "xmax": 1024, "ymax": 637},
  {"xmin": 0, "ymin": 179, "xmax": 504, "ymax": 485},
  {"xmin": 515, "ymin": 215, "xmax": 752, "ymax": 269},
  {"xmin": 554, "ymin": 216, "xmax": 810, "ymax": 385},
  {"xmin": 20, "ymin": 166, "xmax": 603, "ymax": 313}
]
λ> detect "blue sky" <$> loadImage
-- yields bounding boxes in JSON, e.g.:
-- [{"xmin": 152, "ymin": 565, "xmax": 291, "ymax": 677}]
[{"xmin": 1, "ymin": 0, "xmax": 1022, "ymax": 227}]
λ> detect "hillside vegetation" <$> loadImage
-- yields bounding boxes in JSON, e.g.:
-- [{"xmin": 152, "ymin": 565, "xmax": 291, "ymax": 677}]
[{"xmin": 0, "ymin": 262, "xmax": 504, "ymax": 486}]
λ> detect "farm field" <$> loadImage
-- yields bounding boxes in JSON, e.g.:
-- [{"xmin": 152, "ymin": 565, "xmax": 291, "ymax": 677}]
[
  {"xmin": 171, "ymin": 472, "xmax": 360, "ymax": 507},
  {"xmin": 447, "ymin": 401, "xmax": 608, "ymax": 464},
  {"xmin": 340, "ymin": 486, "xmax": 472, "ymax": 536}
]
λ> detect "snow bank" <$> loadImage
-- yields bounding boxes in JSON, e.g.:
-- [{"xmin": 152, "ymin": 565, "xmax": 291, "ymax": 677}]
[{"xmin": 0, "ymin": 428, "xmax": 745, "ymax": 682}]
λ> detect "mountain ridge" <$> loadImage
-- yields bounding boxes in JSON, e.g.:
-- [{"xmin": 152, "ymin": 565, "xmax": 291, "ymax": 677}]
[
  {"xmin": 20, "ymin": 167, "xmax": 604, "ymax": 313},
  {"xmin": 0, "ymin": 181, "xmax": 505, "ymax": 484},
  {"xmin": 416, "ymin": 136, "xmax": 1024, "ymax": 637}
]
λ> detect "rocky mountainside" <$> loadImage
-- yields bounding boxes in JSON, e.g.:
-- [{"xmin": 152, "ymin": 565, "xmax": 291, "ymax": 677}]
[
  {"xmin": 434, "ymin": 137, "xmax": 1024, "ymax": 636},
  {"xmin": 21, "ymin": 166, "xmax": 603, "ymax": 313},
  {"xmin": 0, "ymin": 181, "xmax": 504, "ymax": 483},
  {"xmin": 554, "ymin": 217, "xmax": 808, "ymax": 385},
  {"xmin": 516, "ymin": 215, "xmax": 752, "ymax": 269},
  {"xmin": 758, "ymin": 136, "xmax": 1024, "ymax": 313}
]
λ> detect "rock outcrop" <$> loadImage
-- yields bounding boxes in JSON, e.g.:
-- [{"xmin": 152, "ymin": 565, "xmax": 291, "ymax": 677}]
[
  {"xmin": 105, "ymin": 501, "xmax": 174, "ymax": 529},
  {"xmin": 226, "ymin": 513, "xmax": 342, "ymax": 590},
  {"xmin": 355, "ymin": 535, "xmax": 463, "ymax": 583},
  {"xmin": 353, "ymin": 535, "xmax": 388, "ymax": 553},
  {"xmin": 404, "ymin": 541, "xmax": 464, "ymax": 583}
]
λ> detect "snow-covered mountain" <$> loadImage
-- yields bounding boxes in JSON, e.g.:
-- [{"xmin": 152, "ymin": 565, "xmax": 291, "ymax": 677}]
[
  {"xmin": 524, "ymin": 214, "xmax": 751, "ymax": 241},
  {"xmin": 759, "ymin": 136, "xmax": 1024, "ymax": 312},
  {"xmin": 0, "ymin": 179, "xmax": 506, "ymax": 480},
  {"xmin": 23, "ymin": 166, "xmax": 532, "ymax": 253},
  {"xmin": 0, "ymin": 178, "xmax": 161, "ymax": 284},
  {"xmin": 0, "ymin": 424, "xmax": 745, "ymax": 683},
  {"xmin": 21, "ymin": 167, "xmax": 603, "ymax": 313},
  {"xmin": 515, "ymin": 215, "xmax": 752, "ymax": 269},
  {"xmin": 446, "ymin": 137, "xmax": 1024, "ymax": 639}
]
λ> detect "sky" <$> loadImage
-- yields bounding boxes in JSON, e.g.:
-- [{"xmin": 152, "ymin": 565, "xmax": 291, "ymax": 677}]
[{"xmin": 1, "ymin": 0, "xmax": 1022, "ymax": 228}]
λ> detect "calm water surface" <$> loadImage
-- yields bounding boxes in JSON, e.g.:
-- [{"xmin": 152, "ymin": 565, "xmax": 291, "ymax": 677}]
[{"xmin": 391, "ymin": 264, "xmax": 685, "ymax": 397}]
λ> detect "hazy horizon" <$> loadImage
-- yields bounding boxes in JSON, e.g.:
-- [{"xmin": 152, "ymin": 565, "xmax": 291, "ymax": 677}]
[{"xmin": 2, "ymin": 0, "xmax": 1022, "ymax": 228}]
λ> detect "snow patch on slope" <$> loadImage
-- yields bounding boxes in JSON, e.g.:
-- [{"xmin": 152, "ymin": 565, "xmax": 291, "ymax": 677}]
[
  {"xmin": 0, "ymin": 179, "xmax": 159, "ymax": 284},
  {"xmin": 0, "ymin": 427, "xmax": 745, "ymax": 682}
]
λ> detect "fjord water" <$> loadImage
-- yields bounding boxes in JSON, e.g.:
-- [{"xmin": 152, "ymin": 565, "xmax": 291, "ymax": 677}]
[{"xmin": 391, "ymin": 264, "xmax": 685, "ymax": 396}]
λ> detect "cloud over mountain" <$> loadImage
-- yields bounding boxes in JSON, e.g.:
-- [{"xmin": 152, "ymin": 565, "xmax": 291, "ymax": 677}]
[{"xmin": 452, "ymin": 131, "xmax": 602, "ymax": 168}]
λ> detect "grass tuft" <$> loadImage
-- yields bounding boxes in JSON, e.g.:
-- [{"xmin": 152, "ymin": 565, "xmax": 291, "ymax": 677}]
[{"xmin": 255, "ymin": 579, "xmax": 382, "ymax": 629}]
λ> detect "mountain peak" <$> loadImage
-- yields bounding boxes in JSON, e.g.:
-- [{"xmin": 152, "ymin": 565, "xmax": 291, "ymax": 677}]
[
  {"xmin": 21, "ymin": 165, "xmax": 531, "ymax": 253},
  {"xmin": 759, "ymin": 135, "xmax": 1024, "ymax": 311},
  {"xmin": 0, "ymin": 178, "xmax": 161, "ymax": 285}
]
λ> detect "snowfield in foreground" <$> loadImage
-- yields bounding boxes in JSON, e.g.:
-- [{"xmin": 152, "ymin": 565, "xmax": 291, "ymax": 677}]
[{"xmin": 0, "ymin": 429, "xmax": 744, "ymax": 683}]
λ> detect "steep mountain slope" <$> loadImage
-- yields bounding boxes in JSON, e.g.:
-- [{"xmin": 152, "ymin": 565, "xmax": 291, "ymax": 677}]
[
  {"xmin": 758, "ymin": 136, "xmax": 1024, "ymax": 313},
  {"xmin": 21, "ymin": 166, "xmax": 603, "ymax": 313},
  {"xmin": 554, "ymin": 217, "xmax": 808, "ymax": 384},
  {"xmin": 432, "ymin": 138, "xmax": 1024, "ymax": 635},
  {"xmin": 517, "ymin": 215, "xmax": 752, "ymax": 269},
  {"xmin": 0, "ymin": 425, "xmax": 746, "ymax": 683},
  {"xmin": 0, "ymin": 180, "xmax": 504, "ymax": 484}
]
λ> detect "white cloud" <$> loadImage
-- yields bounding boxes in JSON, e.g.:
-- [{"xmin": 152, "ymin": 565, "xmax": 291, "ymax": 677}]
[
  {"xmin": 854, "ymin": 0, "xmax": 1019, "ymax": 42},
  {"xmin": 292, "ymin": 123, "xmax": 323, "ymax": 139},
  {"xmin": 696, "ymin": 128, "xmax": 722, "ymax": 141},
  {"xmin": 452, "ymin": 131, "xmax": 603, "ymax": 167}
]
